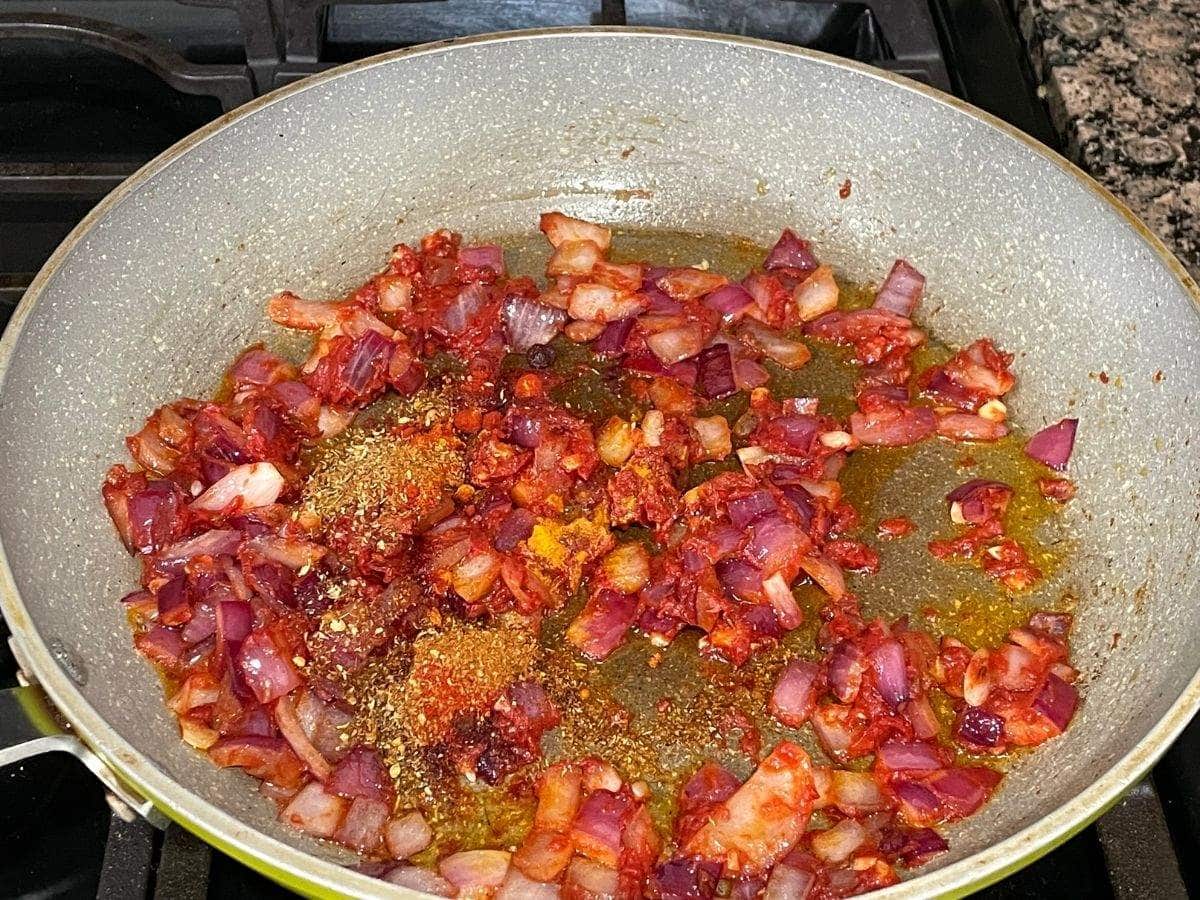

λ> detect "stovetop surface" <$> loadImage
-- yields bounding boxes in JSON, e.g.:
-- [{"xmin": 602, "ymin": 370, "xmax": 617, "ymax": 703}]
[{"xmin": 0, "ymin": 2, "xmax": 1194, "ymax": 898}]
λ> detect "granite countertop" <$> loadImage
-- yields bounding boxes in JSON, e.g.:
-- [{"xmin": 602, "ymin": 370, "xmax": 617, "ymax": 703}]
[{"xmin": 1016, "ymin": 0, "xmax": 1200, "ymax": 276}]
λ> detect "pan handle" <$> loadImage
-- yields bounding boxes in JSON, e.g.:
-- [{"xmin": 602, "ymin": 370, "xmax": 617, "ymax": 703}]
[{"xmin": 0, "ymin": 683, "xmax": 169, "ymax": 828}]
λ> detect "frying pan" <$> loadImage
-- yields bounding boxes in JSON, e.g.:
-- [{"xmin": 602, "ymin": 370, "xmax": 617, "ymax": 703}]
[{"xmin": 2, "ymin": 27, "xmax": 1199, "ymax": 899}]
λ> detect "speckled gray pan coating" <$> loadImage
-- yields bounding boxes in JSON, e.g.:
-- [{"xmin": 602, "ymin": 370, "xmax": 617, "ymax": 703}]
[{"xmin": 1, "ymin": 28, "xmax": 1199, "ymax": 900}]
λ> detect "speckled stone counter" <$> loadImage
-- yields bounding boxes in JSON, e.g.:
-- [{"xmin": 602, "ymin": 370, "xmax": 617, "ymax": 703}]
[{"xmin": 1016, "ymin": 0, "xmax": 1200, "ymax": 275}]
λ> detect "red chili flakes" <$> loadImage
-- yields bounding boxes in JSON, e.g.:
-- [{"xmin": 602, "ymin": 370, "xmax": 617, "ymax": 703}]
[
  {"xmin": 1038, "ymin": 477, "xmax": 1077, "ymax": 502},
  {"xmin": 1153, "ymin": 370, "xmax": 1165, "ymax": 383},
  {"xmin": 838, "ymin": 178, "xmax": 852, "ymax": 199},
  {"xmin": 877, "ymin": 516, "xmax": 916, "ymax": 540},
  {"xmin": 1097, "ymin": 371, "xmax": 1110, "ymax": 384}
]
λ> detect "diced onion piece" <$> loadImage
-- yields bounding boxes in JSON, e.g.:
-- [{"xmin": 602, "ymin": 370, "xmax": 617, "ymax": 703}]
[
  {"xmin": 383, "ymin": 866, "xmax": 455, "ymax": 896},
  {"xmin": 334, "ymin": 796, "xmax": 389, "ymax": 853},
  {"xmin": 564, "ymin": 858, "xmax": 620, "ymax": 897},
  {"xmin": 762, "ymin": 572, "xmax": 803, "ymax": 630},
  {"xmin": 569, "ymin": 282, "xmax": 646, "ymax": 323},
  {"xmin": 765, "ymin": 864, "xmax": 816, "ymax": 900},
  {"xmin": 641, "ymin": 410, "xmax": 665, "ymax": 447},
  {"xmin": 376, "ymin": 273, "xmax": 413, "ymax": 312},
  {"xmin": 439, "ymin": 849, "xmax": 512, "ymax": 893},
  {"xmin": 646, "ymin": 324, "xmax": 705, "ymax": 365},
  {"xmin": 799, "ymin": 554, "xmax": 846, "ymax": 599},
  {"xmin": 739, "ymin": 319, "xmax": 813, "ymax": 369},
  {"xmin": 811, "ymin": 818, "xmax": 867, "ymax": 864},
  {"xmin": 547, "ymin": 239, "xmax": 603, "ymax": 276},
  {"xmin": 513, "ymin": 829, "xmax": 574, "ymax": 883},
  {"xmin": 503, "ymin": 295, "xmax": 567, "ymax": 351},
  {"xmin": 451, "ymin": 549, "xmax": 501, "ymax": 602},
  {"xmin": 179, "ymin": 717, "xmax": 219, "ymax": 750},
  {"xmin": 385, "ymin": 812, "xmax": 433, "ymax": 860},
  {"xmin": 828, "ymin": 770, "xmax": 889, "ymax": 814},
  {"xmin": 873, "ymin": 259, "xmax": 925, "ymax": 317},
  {"xmin": 597, "ymin": 416, "xmax": 635, "ymax": 467},
  {"xmin": 281, "ymin": 782, "xmax": 347, "ymax": 839},
  {"xmin": 691, "ymin": 415, "xmax": 732, "ymax": 461},
  {"xmin": 535, "ymin": 763, "xmax": 584, "ymax": 832},
  {"xmin": 192, "ymin": 462, "xmax": 284, "ymax": 514},
  {"xmin": 769, "ymin": 659, "xmax": 821, "ymax": 727},
  {"xmin": 794, "ymin": 265, "xmax": 839, "ymax": 321},
  {"xmin": 1025, "ymin": 418, "xmax": 1078, "ymax": 471},
  {"xmin": 764, "ymin": 229, "xmax": 818, "ymax": 273},
  {"xmin": 275, "ymin": 694, "xmax": 333, "ymax": 781},
  {"xmin": 539, "ymin": 211, "xmax": 612, "ymax": 251},
  {"xmin": 600, "ymin": 543, "xmax": 651, "ymax": 594},
  {"xmin": 963, "ymin": 648, "xmax": 992, "ymax": 707},
  {"xmin": 498, "ymin": 864, "xmax": 563, "ymax": 899}
]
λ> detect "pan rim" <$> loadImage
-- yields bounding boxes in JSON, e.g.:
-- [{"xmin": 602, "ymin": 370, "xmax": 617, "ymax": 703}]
[{"xmin": 2, "ymin": 26, "xmax": 1198, "ymax": 899}]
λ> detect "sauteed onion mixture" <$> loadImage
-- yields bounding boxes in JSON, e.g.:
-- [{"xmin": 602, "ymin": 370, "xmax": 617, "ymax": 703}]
[{"xmin": 104, "ymin": 213, "xmax": 1081, "ymax": 898}]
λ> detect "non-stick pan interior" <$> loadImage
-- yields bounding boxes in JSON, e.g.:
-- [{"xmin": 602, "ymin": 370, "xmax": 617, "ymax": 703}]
[{"xmin": 1, "ymin": 30, "xmax": 1198, "ymax": 895}]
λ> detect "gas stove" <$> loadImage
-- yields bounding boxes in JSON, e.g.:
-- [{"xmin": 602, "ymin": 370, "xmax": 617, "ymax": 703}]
[{"xmin": 0, "ymin": 2, "xmax": 1193, "ymax": 898}]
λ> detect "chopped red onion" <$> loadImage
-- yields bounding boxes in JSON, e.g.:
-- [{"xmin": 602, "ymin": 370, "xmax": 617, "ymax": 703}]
[
  {"xmin": 704, "ymin": 283, "xmax": 755, "ymax": 321},
  {"xmin": 236, "ymin": 629, "xmax": 303, "ymax": 704},
  {"xmin": 745, "ymin": 515, "xmax": 809, "ymax": 576},
  {"xmin": 281, "ymin": 782, "xmax": 348, "ymax": 839},
  {"xmin": 762, "ymin": 572, "xmax": 803, "ymax": 630},
  {"xmin": 1025, "ymin": 418, "xmax": 1078, "ymax": 471},
  {"xmin": 955, "ymin": 705, "xmax": 1005, "ymax": 747},
  {"xmin": 334, "ymin": 796, "xmax": 389, "ymax": 853},
  {"xmin": 495, "ymin": 507, "xmax": 535, "ymax": 552},
  {"xmin": 727, "ymin": 490, "xmax": 778, "ymax": 529},
  {"xmin": 328, "ymin": 747, "xmax": 392, "ymax": 801},
  {"xmin": 502, "ymin": 295, "xmax": 566, "ymax": 351},
  {"xmin": 739, "ymin": 320, "xmax": 813, "ymax": 369},
  {"xmin": 497, "ymin": 866, "xmax": 562, "ymax": 900},
  {"xmin": 869, "ymin": 639, "xmax": 910, "ymax": 709},
  {"xmin": 443, "ymin": 282, "xmax": 490, "ymax": 334},
  {"xmin": 895, "ymin": 782, "xmax": 945, "ymax": 829},
  {"xmin": 275, "ymin": 694, "xmax": 332, "ymax": 780},
  {"xmin": 646, "ymin": 323, "xmax": 705, "ymax": 365},
  {"xmin": 926, "ymin": 766, "xmax": 1001, "ymax": 818},
  {"xmin": 696, "ymin": 344, "xmax": 736, "ymax": 399},
  {"xmin": 876, "ymin": 740, "xmax": 945, "ymax": 772},
  {"xmin": 181, "ymin": 600, "xmax": 217, "ymax": 645},
  {"xmin": 733, "ymin": 357, "xmax": 771, "ymax": 391},
  {"xmin": 827, "ymin": 642, "xmax": 864, "ymax": 703},
  {"xmin": 668, "ymin": 358, "xmax": 699, "ymax": 388},
  {"xmin": 159, "ymin": 528, "xmax": 243, "ymax": 564},
  {"xmin": 155, "ymin": 577, "xmax": 192, "ymax": 626},
  {"xmin": 570, "ymin": 790, "xmax": 634, "ymax": 866},
  {"xmin": 593, "ymin": 317, "xmax": 635, "ymax": 355},
  {"xmin": 873, "ymin": 259, "xmax": 925, "ymax": 317},
  {"xmin": 134, "ymin": 625, "xmax": 186, "ymax": 671},
  {"xmin": 769, "ymin": 659, "xmax": 821, "ymax": 727},
  {"xmin": 1033, "ymin": 672, "xmax": 1079, "ymax": 732},
  {"xmin": 383, "ymin": 865, "xmax": 454, "ymax": 895},
  {"xmin": 458, "ymin": 243, "xmax": 505, "ymax": 275},
  {"xmin": 566, "ymin": 588, "xmax": 638, "ymax": 661},
  {"xmin": 764, "ymin": 229, "xmax": 819, "ymax": 274},
  {"xmin": 439, "ymin": 850, "xmax": 512, "ymax": 893},
  {"xmin": 764, "ymin": 863, "xmax": 816, "ymax": 900},
  {"xmin": 216, "ymin": 599, "xmax": 253, "ymax": 650},
  {"xmin": 385, "ymin": 812, "xmax": 433, "ymax": 860},
  {"xmin": 192, "ymin": 463, "xmax": 285, "ymax": 515},
  {"xmin": 715, "ymin": 557, "xmax": 764, "ymax": 601}
]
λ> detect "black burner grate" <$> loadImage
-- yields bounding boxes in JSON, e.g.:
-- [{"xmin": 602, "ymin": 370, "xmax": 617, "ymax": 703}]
[{"xmin": 0, "ymin": 2, "xmax": 1194, "ymax": 899}]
